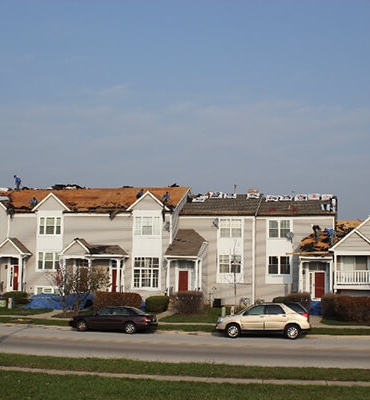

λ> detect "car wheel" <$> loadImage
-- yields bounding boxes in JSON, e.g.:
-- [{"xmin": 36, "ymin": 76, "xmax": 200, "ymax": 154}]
[
  {"xmin": 76, "ymin": 319, "xmax": 88, "ymax": 332},
  {"xmin": 226, "ymin": 323, "xmax": 241, "ymax": 338},
  {"xmin": 124, "ymin": 322, "xmax": 137, "ymax": 334},
  {"xmin": 284, "ymin": 324, "xmax": 300, "ymax": 340}
]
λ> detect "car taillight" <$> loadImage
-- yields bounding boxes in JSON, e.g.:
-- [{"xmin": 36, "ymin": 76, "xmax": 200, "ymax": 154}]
[
  {"xmin": 302, "ymin": 312, "xmax": 309, "ymax": 320},
  {"xmin": 144, "ymin": 317, "xmax": 152, "ymax": 323}
]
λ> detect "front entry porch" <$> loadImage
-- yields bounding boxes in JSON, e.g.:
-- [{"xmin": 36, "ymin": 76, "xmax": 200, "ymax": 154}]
[{"xmin": 299, "ymin": 256, "xmax": 332, "ymax": 300}]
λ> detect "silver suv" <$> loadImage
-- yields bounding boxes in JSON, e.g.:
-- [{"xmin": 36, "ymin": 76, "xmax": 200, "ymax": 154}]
[{"xmin": 216, "ymin": 302, "xmax": 311, "ymax": 340}]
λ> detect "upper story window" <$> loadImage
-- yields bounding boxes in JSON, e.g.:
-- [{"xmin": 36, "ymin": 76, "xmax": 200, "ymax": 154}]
[
  {"xmin": 39, "ymin": 217, "xmax": 61, "ymax": 235},
  {"xmin": 134, "ymin": 216, "xmax": 160, "ymax": 236},
  {"xmin": 268, "ymin": 220, "xmax": 290, "ymax": 238},
  {"xmin": 220, "ymin": 219, "xmax": 242, "ymax": 238},
  {"xmin": 268, "ymin": 256, "xmax": 290, "ymax": 275}
]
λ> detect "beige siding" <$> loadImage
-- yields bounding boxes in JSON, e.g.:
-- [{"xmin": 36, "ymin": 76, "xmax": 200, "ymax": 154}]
[
  {"xmin": 335, "ymin": 232, "xmax": 370, "ymax": 252},
  {"xmin": 358, "ymin": 221, "xmax": 370, "ymax": 239}
]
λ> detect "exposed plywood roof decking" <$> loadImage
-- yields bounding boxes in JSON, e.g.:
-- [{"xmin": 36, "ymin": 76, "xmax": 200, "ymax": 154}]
[
  {"xmin": 0, "ymin": 186, "xmax": 190, "ymax": 213},
  {"xmin": 299, "ymin": 220, "xmax": 363, "ymax": 254}
]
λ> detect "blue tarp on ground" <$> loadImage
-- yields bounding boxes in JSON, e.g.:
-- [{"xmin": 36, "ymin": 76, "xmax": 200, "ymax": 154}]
[
  {"xmin": 309, "ymin": 300, "xmax": 322, "ymax": 315},
  {"xmin": 23, "ymin": 293, "xmax": 93, "ymax": 310}
]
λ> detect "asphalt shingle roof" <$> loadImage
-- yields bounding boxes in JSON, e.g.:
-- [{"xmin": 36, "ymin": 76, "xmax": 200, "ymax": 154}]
[
  {"xmin": 181, "ymin": 194, "xmax": 337, "ymax": 217},
  {"xmin": 165, "ymin": 229, "xmax": 207, "ymax": 257}
]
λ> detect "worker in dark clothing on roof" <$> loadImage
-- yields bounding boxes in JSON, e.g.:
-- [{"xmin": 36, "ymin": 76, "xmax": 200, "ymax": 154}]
[{"xmin": 312, "ymin": 225, "xmax": 321, "ymax": 241}]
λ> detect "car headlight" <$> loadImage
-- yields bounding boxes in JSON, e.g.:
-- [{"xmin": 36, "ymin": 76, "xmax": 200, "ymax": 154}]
[{"xmin": 217, "ymin": 317, "xmax": 224, "ymax": 324}]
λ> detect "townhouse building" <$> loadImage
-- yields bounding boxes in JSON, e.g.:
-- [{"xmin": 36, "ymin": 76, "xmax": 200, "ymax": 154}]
[{"xmin": 1, "ymin": 185, "xmax": 357, "ymax": 306}]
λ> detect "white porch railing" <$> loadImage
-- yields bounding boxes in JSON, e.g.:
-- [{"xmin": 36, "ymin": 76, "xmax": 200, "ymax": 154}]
[{"xmin": 335, "ymin": 270, "xmax": 370, "ymax": 285}]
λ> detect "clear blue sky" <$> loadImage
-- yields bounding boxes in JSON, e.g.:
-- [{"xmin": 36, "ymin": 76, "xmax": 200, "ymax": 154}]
[{"xmin": 1, "ymin": 1, "xmax": 369, "ymax": 220}]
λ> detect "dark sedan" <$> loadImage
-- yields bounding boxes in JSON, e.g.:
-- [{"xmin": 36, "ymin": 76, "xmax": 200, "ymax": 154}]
[{"xmin": 69, "ymin": 306, "xmax": 158, "ymax": 334}]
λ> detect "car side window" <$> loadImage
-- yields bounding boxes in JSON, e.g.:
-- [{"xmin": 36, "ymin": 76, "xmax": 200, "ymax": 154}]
[
  {"xmin": 266, "ymin": 305, "xmax": 285, "ymax": 315},
  {"xmin": 244, "ymin": 305, "xmax": 265, "ymax": 316},
  {"xmin": 97, "ymin": 308, "xmax": 111, "ymax": 316},
  {"xmin": 115, "ymin": 308, "xmax": 129, "ymax": 316}
]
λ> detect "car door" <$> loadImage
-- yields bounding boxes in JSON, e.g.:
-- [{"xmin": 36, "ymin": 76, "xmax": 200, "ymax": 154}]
[
  {"xmin": 240, "ymin": 305, "xmax": 266, "ymax": 330},
  {"xmin": 264, "ymin": 304, "xmax": 288, "ymax": 331},
  {"xmin": 89, "ymin": 307, "xmax": 117, "ymax": 331}
]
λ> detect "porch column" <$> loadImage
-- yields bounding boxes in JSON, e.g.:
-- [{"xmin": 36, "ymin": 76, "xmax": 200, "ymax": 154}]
[
  {"xmin": 333, "ymin": 254, "xmax": 338, "ymax": 293},
  {"xmin": 298, "ymin": 259, "xmax": 303, "ymax": 292},
  {"xmin": 198, "ymin": 258, "xmax": 202, "ymax": 291},
  {"xmin": 194, "ymin": 259, "xmax": 199, "ymax": 290},
  {"xmin": 117, "ymin": 258, "xmax": 124, "ymax": 292},
  {"xmin": 165, "ymin": 258, "xmax": 171, "ymax": 295},
  {"xmin": 18, "ymin": 256, "xmax": 23, "ymax": 291}
]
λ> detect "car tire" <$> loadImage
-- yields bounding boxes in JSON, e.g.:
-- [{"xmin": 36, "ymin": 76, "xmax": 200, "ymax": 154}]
[
  {"xmin": 226, "ymin": 323, "xmax": 241, "ymax": 338},
  {"xmin": 76, "ymin": 319, "xmax": 88, "ymax": 332},
  {"xmin": 124, "ymin": 322, "xmax": 137, "ymax": 334},
  {"xmin": 284, "ymin": 324, "xmax": 301, "ymax": 340}
]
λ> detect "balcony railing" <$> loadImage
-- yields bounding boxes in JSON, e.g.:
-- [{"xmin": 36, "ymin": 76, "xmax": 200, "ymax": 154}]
[{"xmin": 335, "ymin": 270, "xmax": 370, "ymax": 286}]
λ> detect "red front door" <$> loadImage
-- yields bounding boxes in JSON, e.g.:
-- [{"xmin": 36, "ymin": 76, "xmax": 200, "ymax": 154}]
[
  {"xmin": 314, "ymin": 272, "xmax": 325, "ymax": 298},
  {"xmin": 178, "ymin": 271, "xmax": 188, "ymax": 291},
  {"xmin": 112, "ymin": 269, "xmax": 117, "ymax": 292},
  {"xmin": 12, "ymin": 265, "xmax": 19, "ymax": 290}
]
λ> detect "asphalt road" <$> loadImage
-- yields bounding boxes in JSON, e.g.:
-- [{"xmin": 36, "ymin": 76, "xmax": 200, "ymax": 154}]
[{"xmin": 1, "ymin": 324, "xmax": 369, "ymax": 369}]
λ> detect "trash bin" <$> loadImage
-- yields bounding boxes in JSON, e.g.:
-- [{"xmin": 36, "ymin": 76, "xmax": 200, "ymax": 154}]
[
  {"xmin": 213, "ymin": 298, "xmax": 222, "ymax": 308},
  {"xmin": 0, "ymin": 299, "xmax": 7, "ymax": 308},
  {"xmin": 7, "ymin": 297, "xmax": 14, "ymax": 309}
]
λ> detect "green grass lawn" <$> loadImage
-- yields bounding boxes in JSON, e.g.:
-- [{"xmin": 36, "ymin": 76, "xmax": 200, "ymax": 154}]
[
  {"xmin": 1, "ymin": 370, "xmax": 370, "ymax": 400},
  {"xmin": 1, "ymin": 354, "xmax": 370, "ymax": 400}
]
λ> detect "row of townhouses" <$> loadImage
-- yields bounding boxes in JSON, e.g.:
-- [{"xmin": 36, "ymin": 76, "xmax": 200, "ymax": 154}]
[{"xmin": 0, "ymin": 185, "xmax": 369, "ymax": 306}]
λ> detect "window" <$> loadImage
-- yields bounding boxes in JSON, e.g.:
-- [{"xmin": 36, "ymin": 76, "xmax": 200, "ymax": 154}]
[
  {"xmin": 39, "ymin": 217, "xmax": 61, "ymax": 235},
  {"xmin": 134, "ymin": 216, "xmax": 160, "ymax": 236},
  {"xmin": 36, "ymin": 287, "xmax": 55, "ymax": 294},
  {"xmin": 220, "ymin": 219, "xmax": 242, "ymax": 238},
  {"xmin": 268, "ymin": 256, "xmax": 290, "ymax": 275},
  {"xmin": 133, "ymin": 257, "xmax": 159, "ymax": 288},
  {"xmin": 38, "ymin": 252, "xmax": 59, "ymax": 270},
  {"xmin": 268, "ymin": 220, "xmax": 290, "ymax": 238},
  {"xmin": 219, "ymin": 255, "xmax": 241, "ymax": 274}
]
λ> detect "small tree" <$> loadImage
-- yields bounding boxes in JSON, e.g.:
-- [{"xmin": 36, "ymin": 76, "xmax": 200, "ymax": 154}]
[{"xmin": 47, "ymin": 264, "xmax": 110, "ymax": 314}]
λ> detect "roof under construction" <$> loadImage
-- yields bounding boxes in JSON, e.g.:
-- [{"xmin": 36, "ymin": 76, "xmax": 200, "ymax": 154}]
[{"xmin": 0, "ymin": 186, "xmax": 191, "ymax": 214}]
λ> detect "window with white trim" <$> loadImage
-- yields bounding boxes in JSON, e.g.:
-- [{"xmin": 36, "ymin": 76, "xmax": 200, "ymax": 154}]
[
  {"xmin": 134, "ymin": 216, "xmax": 160, "ymax": 236},
  {"xmin": 39, "ymin": 217, "xmax": 61, "ymax": 235},
  {"xmin": 220, "ymin": 219, "xmax": 242, "ymax": 238},
  {"xmin": 268, "ymin": 220, "xmax": 290, "ymax": 238},
  {"xmin": 38, "ymin": 252, "xmax": 59, "ymax": 270},
  {"xmin": 35, "ymin": 287, "xmax": 56, "ymax": 294},
  {"xmin": 133, "ymin": 257, "xmax": 159, "ymax": 288},
  {"xmin": 268, "ymin": 256, "xmax": 290, "ymax": 275},
  {"xmin": 219, "ymin": 255, "xmax": 242, "ymax": 274}
]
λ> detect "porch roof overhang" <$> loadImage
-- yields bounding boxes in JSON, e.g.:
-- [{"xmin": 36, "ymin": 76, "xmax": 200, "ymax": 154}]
[
  {"xmin": 60, "ymin": 238, "xmax": 128, "ymax": 259},
  {"xmin": 165, "ymin": 229, "xmax": 207, "ymax": 259},
  {"xmin": 299, "ymin": 255, "xmax": 333, "ymax": 262},
  {"xmin": 0, "ymin": 237, "xmax": 32, "ymax": 258}
]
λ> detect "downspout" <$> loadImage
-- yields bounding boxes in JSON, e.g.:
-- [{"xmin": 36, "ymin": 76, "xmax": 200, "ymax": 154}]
[{"xmin": 252, "ymin": 195, "xmax": 264, "ymax": 304}]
